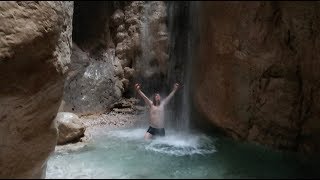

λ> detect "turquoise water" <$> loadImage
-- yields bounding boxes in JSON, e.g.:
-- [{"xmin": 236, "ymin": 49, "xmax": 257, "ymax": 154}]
[{"xmin": 46, "ymin": 128, "xmax": 319, "ymax": 179}]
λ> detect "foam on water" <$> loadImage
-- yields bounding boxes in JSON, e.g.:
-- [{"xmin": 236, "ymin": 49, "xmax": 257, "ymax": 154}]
[
  {"xmin": 145, "ymin": 133, "xmax": 216, "ymax": 156},
  {"xmin": 104, "ymin": 128, "xmax": 216, "ymax": 156},
  {"xmin": 105, "ymin": 128, "xmax": 147, "ymax": 140}
]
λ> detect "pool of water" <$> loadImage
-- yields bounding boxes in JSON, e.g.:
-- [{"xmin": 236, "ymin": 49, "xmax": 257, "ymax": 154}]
[{"xmin": 46, "ymin": 128, "xmax": 319, "ymax": 179}]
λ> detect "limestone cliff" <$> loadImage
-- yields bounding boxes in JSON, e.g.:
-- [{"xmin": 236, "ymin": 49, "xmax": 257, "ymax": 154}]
[
  {"xmin": 194, "ymin": 1, "xmax": 320, "ymax": 154},
  {"xmin": 0, "ymin": 1, "xmax": 73, "ymax": 178}
]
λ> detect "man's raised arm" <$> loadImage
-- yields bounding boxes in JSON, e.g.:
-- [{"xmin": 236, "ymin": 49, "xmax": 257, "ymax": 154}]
[
  {"xmin": 135, "ymin": 83, "xmax": 153, "ymax": 107},
  {"xmin": 162, "ymin": 83, "xmax": 180, "ymax": 106}
]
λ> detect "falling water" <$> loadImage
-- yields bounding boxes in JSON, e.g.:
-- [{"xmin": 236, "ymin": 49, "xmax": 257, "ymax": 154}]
[
  {"xmin": 135, "ymin": 1, "xmax": 198, "ymax": 132},
  {"xmin": 134, "ymin": 1, "xmax": 167, "ymax": 94},
  {"xmin": 166, "ymin": 1, "xmax": 199, "ymax": 132},
  {"xmin": 137, "ymin": 1, "xmax": 198, "ymax": 131},
  {"xmin": 139, "ymin": 2, "xmax": 153, "ymax": 79}
]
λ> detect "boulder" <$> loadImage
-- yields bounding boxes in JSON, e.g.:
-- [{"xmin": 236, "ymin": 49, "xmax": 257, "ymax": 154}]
[{"xmin": 56, "ymin": 112, "xmax": 85, "ymax": 145}]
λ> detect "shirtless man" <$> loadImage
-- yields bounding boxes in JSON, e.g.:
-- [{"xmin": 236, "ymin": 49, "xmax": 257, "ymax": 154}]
[{"xmin": 134, "ymin": 83, "xmax": 180, "ymax": 140}]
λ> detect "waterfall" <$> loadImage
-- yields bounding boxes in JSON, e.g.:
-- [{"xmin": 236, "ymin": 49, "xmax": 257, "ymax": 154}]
[
  {"xmin": 166, "ymin": 1, "xmax": 199, "ymax": 132},
  {"xmin": 137, "ymin": 1, "xmax": 199, "ymax": 132},
  {"xmin": 134, "ymin": 1, "xmax": 167, "ymax": 95},
  {"xmin": 139, "ymin": 2, "xmax": 153, "ymax": 79}
]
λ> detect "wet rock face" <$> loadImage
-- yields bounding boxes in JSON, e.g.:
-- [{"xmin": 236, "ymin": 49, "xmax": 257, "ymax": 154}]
[
  {"xmin": 0, "ymin": 1, "xmax": 73, "ymax": 178},
  {"xmin": 111, "ymin": 1, "xmax": 144, "ymax": 89},
  {"xmin": 61, "ymin": 44, "xmax": 122, "ymax": 115},
  {"xmin": 56, "ymin": 112, "xmax": 85, "ymax": 145},
  {"xmin": 111, "ymin": 1, "xmax": 169, "ymax": 93},
  {"xmin": 194, "ymin": 1, "xmax": 320, "ymax": 153},
  {"xmin": 134, "ymin": 1, "xmax": 169, "ymax": 79},
  {"xmin": 61, "ymin": 2, "xmax": 123, "ymax": 115}
]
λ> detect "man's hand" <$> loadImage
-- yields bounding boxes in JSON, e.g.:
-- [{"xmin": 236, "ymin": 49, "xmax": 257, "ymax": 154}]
[
  {"xmin": 173, "ymin": 83, "xmax": 180, "ymax": 91},
  {"xmin": 135, "ymin": 83, "xmax": 141, "ymax": 91}
]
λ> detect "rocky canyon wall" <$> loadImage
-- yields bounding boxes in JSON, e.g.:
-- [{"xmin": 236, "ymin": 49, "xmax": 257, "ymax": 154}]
[
  {"xmin": 194, "ymin": 1, "xmax": 320, "ymax": 154},
  {"xmin": 0, "ymin": 1, "xmax": 73, "ymax": 178},
  {"xmin": 61, "ymin": 1, "xmax": 169, "ymax": 115},
  {"xmin": 61, "ymin": 1, "xmax": 123, "ymax": 115}
]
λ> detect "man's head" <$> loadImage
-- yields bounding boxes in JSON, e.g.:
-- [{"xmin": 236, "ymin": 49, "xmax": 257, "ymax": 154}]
[{"xmin": 153, "ymin": 93, "xmax": 161, "ymax": 106}]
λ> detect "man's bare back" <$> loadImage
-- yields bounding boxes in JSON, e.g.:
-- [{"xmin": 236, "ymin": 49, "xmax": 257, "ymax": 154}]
[{"xmin": 134, "ymin": 83, "xmax": 180, "ymax": 140}]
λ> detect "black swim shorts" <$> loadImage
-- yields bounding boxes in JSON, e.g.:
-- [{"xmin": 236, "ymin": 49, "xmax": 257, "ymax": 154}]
[{"xmin": 147, "ymin": 126, "xmax": 165, "ymax": 137}]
